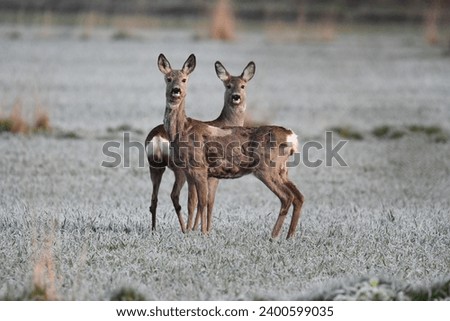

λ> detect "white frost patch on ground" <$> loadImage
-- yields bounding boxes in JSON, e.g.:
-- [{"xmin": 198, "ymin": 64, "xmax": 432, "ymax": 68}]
[{"xmin": 0, "ymin": 26, "xmax": 449, "ymax": 300}]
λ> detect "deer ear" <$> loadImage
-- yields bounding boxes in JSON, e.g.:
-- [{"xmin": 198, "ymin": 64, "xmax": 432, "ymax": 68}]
[
  {"xmin": 158, "ymin": 54, "xmax": 172, "ymax": 74},
  {"xmin": 215, "ymin": 61, "xmax": 230, "ymax": 82},
  {"xmin": 241, "ymin": 61, "xmax": 255, "ymax": 82},
  {"xmin": 182, "ymin": 54, "xmax": 196, "ymax": 75}
]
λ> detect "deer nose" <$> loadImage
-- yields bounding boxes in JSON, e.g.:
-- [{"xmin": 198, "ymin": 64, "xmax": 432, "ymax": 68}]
[
  {"xmin": 232, "ymin": 94, "xmax": 240, "ymax": 101},
  {"xmin": 172, "ymin": 87, "xmax": 181, "ymax": 94}
]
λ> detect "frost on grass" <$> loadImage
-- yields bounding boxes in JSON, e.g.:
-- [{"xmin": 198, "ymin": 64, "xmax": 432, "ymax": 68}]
[
  {"xmin": 1, "ymin": 26, "xmax": 450, "ymax": 300},
  {"xmin": 294, "ymin": 276, "xmax": 450, "ymax": 301}
]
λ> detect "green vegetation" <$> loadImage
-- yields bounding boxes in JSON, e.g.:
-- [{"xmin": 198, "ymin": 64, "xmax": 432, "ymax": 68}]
[
  {"xmin": 407, "ymin": 125, "xmax": 444, "ymax": 135},
  {"xmin": 372, "ymin": 125, "xmax": 404, "ymax": 140},
  {"xmin": 0, "ymin": 101, "xmax": 51, "ymax": 134},
  {"xmin": 368, "ymin": 124, "xmax": 448, "ymax": 142},
  {"xmin": 107, "ymin": 124, "xmax": 143, "ymax": 135},
  {"xmin": 7, "ymin": 30, "xmax": 21, "ymax": 40},
  {"xmin": 388, "ymin": 130, "xmax": 405, "ymax": 139},
  {"xmin": 433, "ymin": 134, "xmax": 448, "ymax": 143},
  {"xmin": 330, "ymin": 126, "xmax": 364, "ymax": 140},
  {"xmin": 56, "ymin": 131, "xmax": 81, "ymax": 139},
  {"xmin": 0, "ymin": 118, "xmax": 13, "ymax": 133},
  {"xmin": 326, "ymin": 124, "xmax": 449, "ymax": 142},
  {"xmin": 2, "ymin": 284, "xmax": 55, "ymax": 301},
  {"xmin": 27, "ymin": 285, "xmax": 51, "ymax": 301},
  {"xmin": 405, "ymin": 279, "xmax": 450, "ymax": 301},
  {"xmin": 405, "ymin": 124, "xmax": 447, "ymax": 142},
  {"xmin": 301, "ymin": 277, "xmax": 450, "ymax": 300},
  {"xmin": 372, "ymin": 125, "xmax": 391, "ymax": 138},
  {"xmin": 111, "ymin": 288, "xmax": 146, "ymax": 301},
  {"xmin": 111, "ymin": 30, "xmax": 135, "ymax": 41}
]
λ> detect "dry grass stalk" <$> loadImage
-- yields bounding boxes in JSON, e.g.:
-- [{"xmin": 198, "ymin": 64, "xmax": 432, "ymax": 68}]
[
  {"xmin": 119, "ymin": 14, "xmax": 159, "ymax": 29},
  {"xmin": 267, "ymin": 6, "xmax": 338, "ymax": 43},
  {"xmin": 297, "ymin": 3, "xmax": 306, "ymax": 27},
  {"xmin": 32, "ymin": 233, "xmax": 58, "ymax": 300},
  {"xmin": 40, "ymin": 10, "xmax": 53, "ymax": 37},
  {"xmin": 34, "ymin": 106, "xmax": 51, "ymax": 132},
  {"xmin": 80, "ymin": 11, "xmax": 99, "ymax": 40},
  {"xmin": 425, "ymin": 3, "xmax": 440, "ymax": 45},
  {"xmin": 0, "ymin": 98, "xmax": 52, "ymax": 134},
  {"xmin": 266, "ymin": 22, "xmax": 299, "ymax": 42},
  {"xmin": 10, "ymin": 99, "xmax": 29, "ymax": 134},
  {"xmin": 320, "ymin": 14, "xmax": 337, "ymax": 42},
  {"xmin": 210, "ymin": 0, "xmax": 236, "ymax": 41}
]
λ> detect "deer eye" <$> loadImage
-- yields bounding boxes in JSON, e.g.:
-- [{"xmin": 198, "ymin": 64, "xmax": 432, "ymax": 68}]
[
  {"xmin": 241, "ymin": 85, "xmax": 245, "ymax": 89},
  {"xmin": 182, "ymin": 79, "xmax": 187, "ymax": 83},
  {"xmin": 167, "ymin": 77, "xmax": 172, "ymax": 82},
  {"xmin": 226, "ymin": 84, "xmax": 231, "ymax": 89}
]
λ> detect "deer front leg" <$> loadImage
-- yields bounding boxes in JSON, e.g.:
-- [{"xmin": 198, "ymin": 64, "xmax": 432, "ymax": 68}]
[
  {"xmin": 193, "ymin": 177, "xmax": 218, "ymax": 232},
  {"xmin": 170, "ymin": 169, "xmax": 187, "ymax": 233},
  {"xmin": 191, "ymin": 172, "xmax": 209, "ymax": 235},
  {"xmin": 149, "ymin": 166, "xmax": 165, "ymax": 231},
  {"xmin": 192, "ymin": 196, "xmax": 201, "ymax": 231},
  {"xmin": 186, "ymin": 181, "xmax": 197, "ymax": 231}
]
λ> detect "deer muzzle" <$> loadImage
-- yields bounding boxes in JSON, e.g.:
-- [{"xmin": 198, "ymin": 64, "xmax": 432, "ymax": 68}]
[{"xmin": 171, "ymin": 87, "xmax": 181, "ymax": 98}]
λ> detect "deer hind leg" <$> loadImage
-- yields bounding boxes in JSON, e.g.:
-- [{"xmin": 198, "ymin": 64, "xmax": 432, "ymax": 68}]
[
  {"xmin": 284, "ymin": 180, "xmax": 304, "ymax": 239},
  {"xmin": 256, "ymin": 172, "xmax": 294, "ymax": 239},
  {"xmin": 149, "ymin": 166, "xmax": 165, "ymax": 231},
  {"xmin": 278, "ymin": 167, "xmax": 304, "ymax": 239},
  {"xmin": 170, "ymin": 169, "xmax": 187, "ymax": 233},
  {"xmin": 186, "ymin": 181, "xmax": 197, "ymax": 231}
]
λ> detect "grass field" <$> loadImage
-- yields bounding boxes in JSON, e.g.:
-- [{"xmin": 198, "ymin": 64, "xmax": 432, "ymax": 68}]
[{"xmin": 0, "ymin": 24, "xmax": 449, "ymax": 300}]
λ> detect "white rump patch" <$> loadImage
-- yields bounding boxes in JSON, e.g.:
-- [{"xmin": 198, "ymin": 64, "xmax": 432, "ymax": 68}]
[
  {"xmin": 206, "ymin": 126, "xmax": 232, "ymax": 137},
  {"xmin": 286, "ymin": 132, "xmax": 299, "ymax": 153},
  {"xmin": 147, "ymin": 135, "xmax": 170, "ymax": 158}
]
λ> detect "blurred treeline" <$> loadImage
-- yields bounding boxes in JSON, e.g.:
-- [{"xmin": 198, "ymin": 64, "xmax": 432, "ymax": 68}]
[{"xmin": 1, "ymin": 0, "xmax": 449, "ymax": 24}]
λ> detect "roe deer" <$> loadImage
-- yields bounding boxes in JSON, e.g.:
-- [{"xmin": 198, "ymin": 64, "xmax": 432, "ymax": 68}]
[
  {"xmin": 145, "ymin": 56, "xmax": 255, "ymax": 232},
  {"xmin": 158, "ymin": 53, "xmax": 304, "ymax": 239}
]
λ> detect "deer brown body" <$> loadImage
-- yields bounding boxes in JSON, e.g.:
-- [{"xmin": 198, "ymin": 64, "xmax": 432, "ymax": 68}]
[
  {"xmin": 145, "ymin": 58, "xmax": 255, "ymax": 232},
  {"xmin": 158, "ymin": 54, "xmax": 304, "ymax": 239}
]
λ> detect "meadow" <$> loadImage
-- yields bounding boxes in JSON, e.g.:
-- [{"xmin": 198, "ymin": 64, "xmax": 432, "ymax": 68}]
[{"xmin": 0, "ymin": 23, "xmax": 449, "ymax": 300}]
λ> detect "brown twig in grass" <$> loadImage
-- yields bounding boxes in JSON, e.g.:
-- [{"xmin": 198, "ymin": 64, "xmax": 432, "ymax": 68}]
[
  {"xmin": 425, "ymin": 1, "xmax": 440, "ymax": 45},
  {"xmin": 31, "ymin": 239, "xmax": 58, "ymax": 300},
  {"xmin": 210, "ymin": 0, "xmax": 236, "ymax": 41},
  {"xmin": 10, "ymin": 99, "xmax": 29, "ymax": 134},
  {"xmin": 34, "ymin": 106, "xmax": 51, "ymax": 132},
  {"xmin": 0, "ymin": 98, "xmax": 52, "ymax": 134},
  {"xmin": 30, "ymin": 214, "xmax": 59, "ymax": 301}
]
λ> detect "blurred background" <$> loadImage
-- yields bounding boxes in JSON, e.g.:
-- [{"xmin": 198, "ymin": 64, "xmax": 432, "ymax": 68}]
[
  {"xmin": 1, "ymin": 0, "xmax": 450, "ymax": 43},
  {"xmin": 1, "ymin": 0, "xmax": 450, "ymax": 136},
  {"xmin": 1, "ymin": 1, "xmax": 450, "ymax": 301}
]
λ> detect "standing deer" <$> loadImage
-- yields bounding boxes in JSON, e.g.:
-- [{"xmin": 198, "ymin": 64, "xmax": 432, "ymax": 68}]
[
  {"xmin": 145, "ymin": 56, "xmax": 256, "ymax": 233},
  {"xmin": 158, "ymin": 53, "xmax": 304, "ymax": 239}
]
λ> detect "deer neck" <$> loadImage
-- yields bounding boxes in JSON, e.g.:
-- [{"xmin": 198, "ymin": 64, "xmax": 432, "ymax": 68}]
[
  {"xmin": 163, "ymin": 99, "xmax": 187, "ymax": 141},
  {"xmin": 216, "ymin": 103, "xmax": 246, "ymax": 126}
]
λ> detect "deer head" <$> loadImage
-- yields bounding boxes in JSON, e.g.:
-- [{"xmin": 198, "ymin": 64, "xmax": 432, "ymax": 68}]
[
  {"xmin": 158, "ymin": 53, "xmax": 196, "ymax": 107},
  {"xmin": 215, "ymin": 61, "xmax": 255, "ymax": 111}
]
